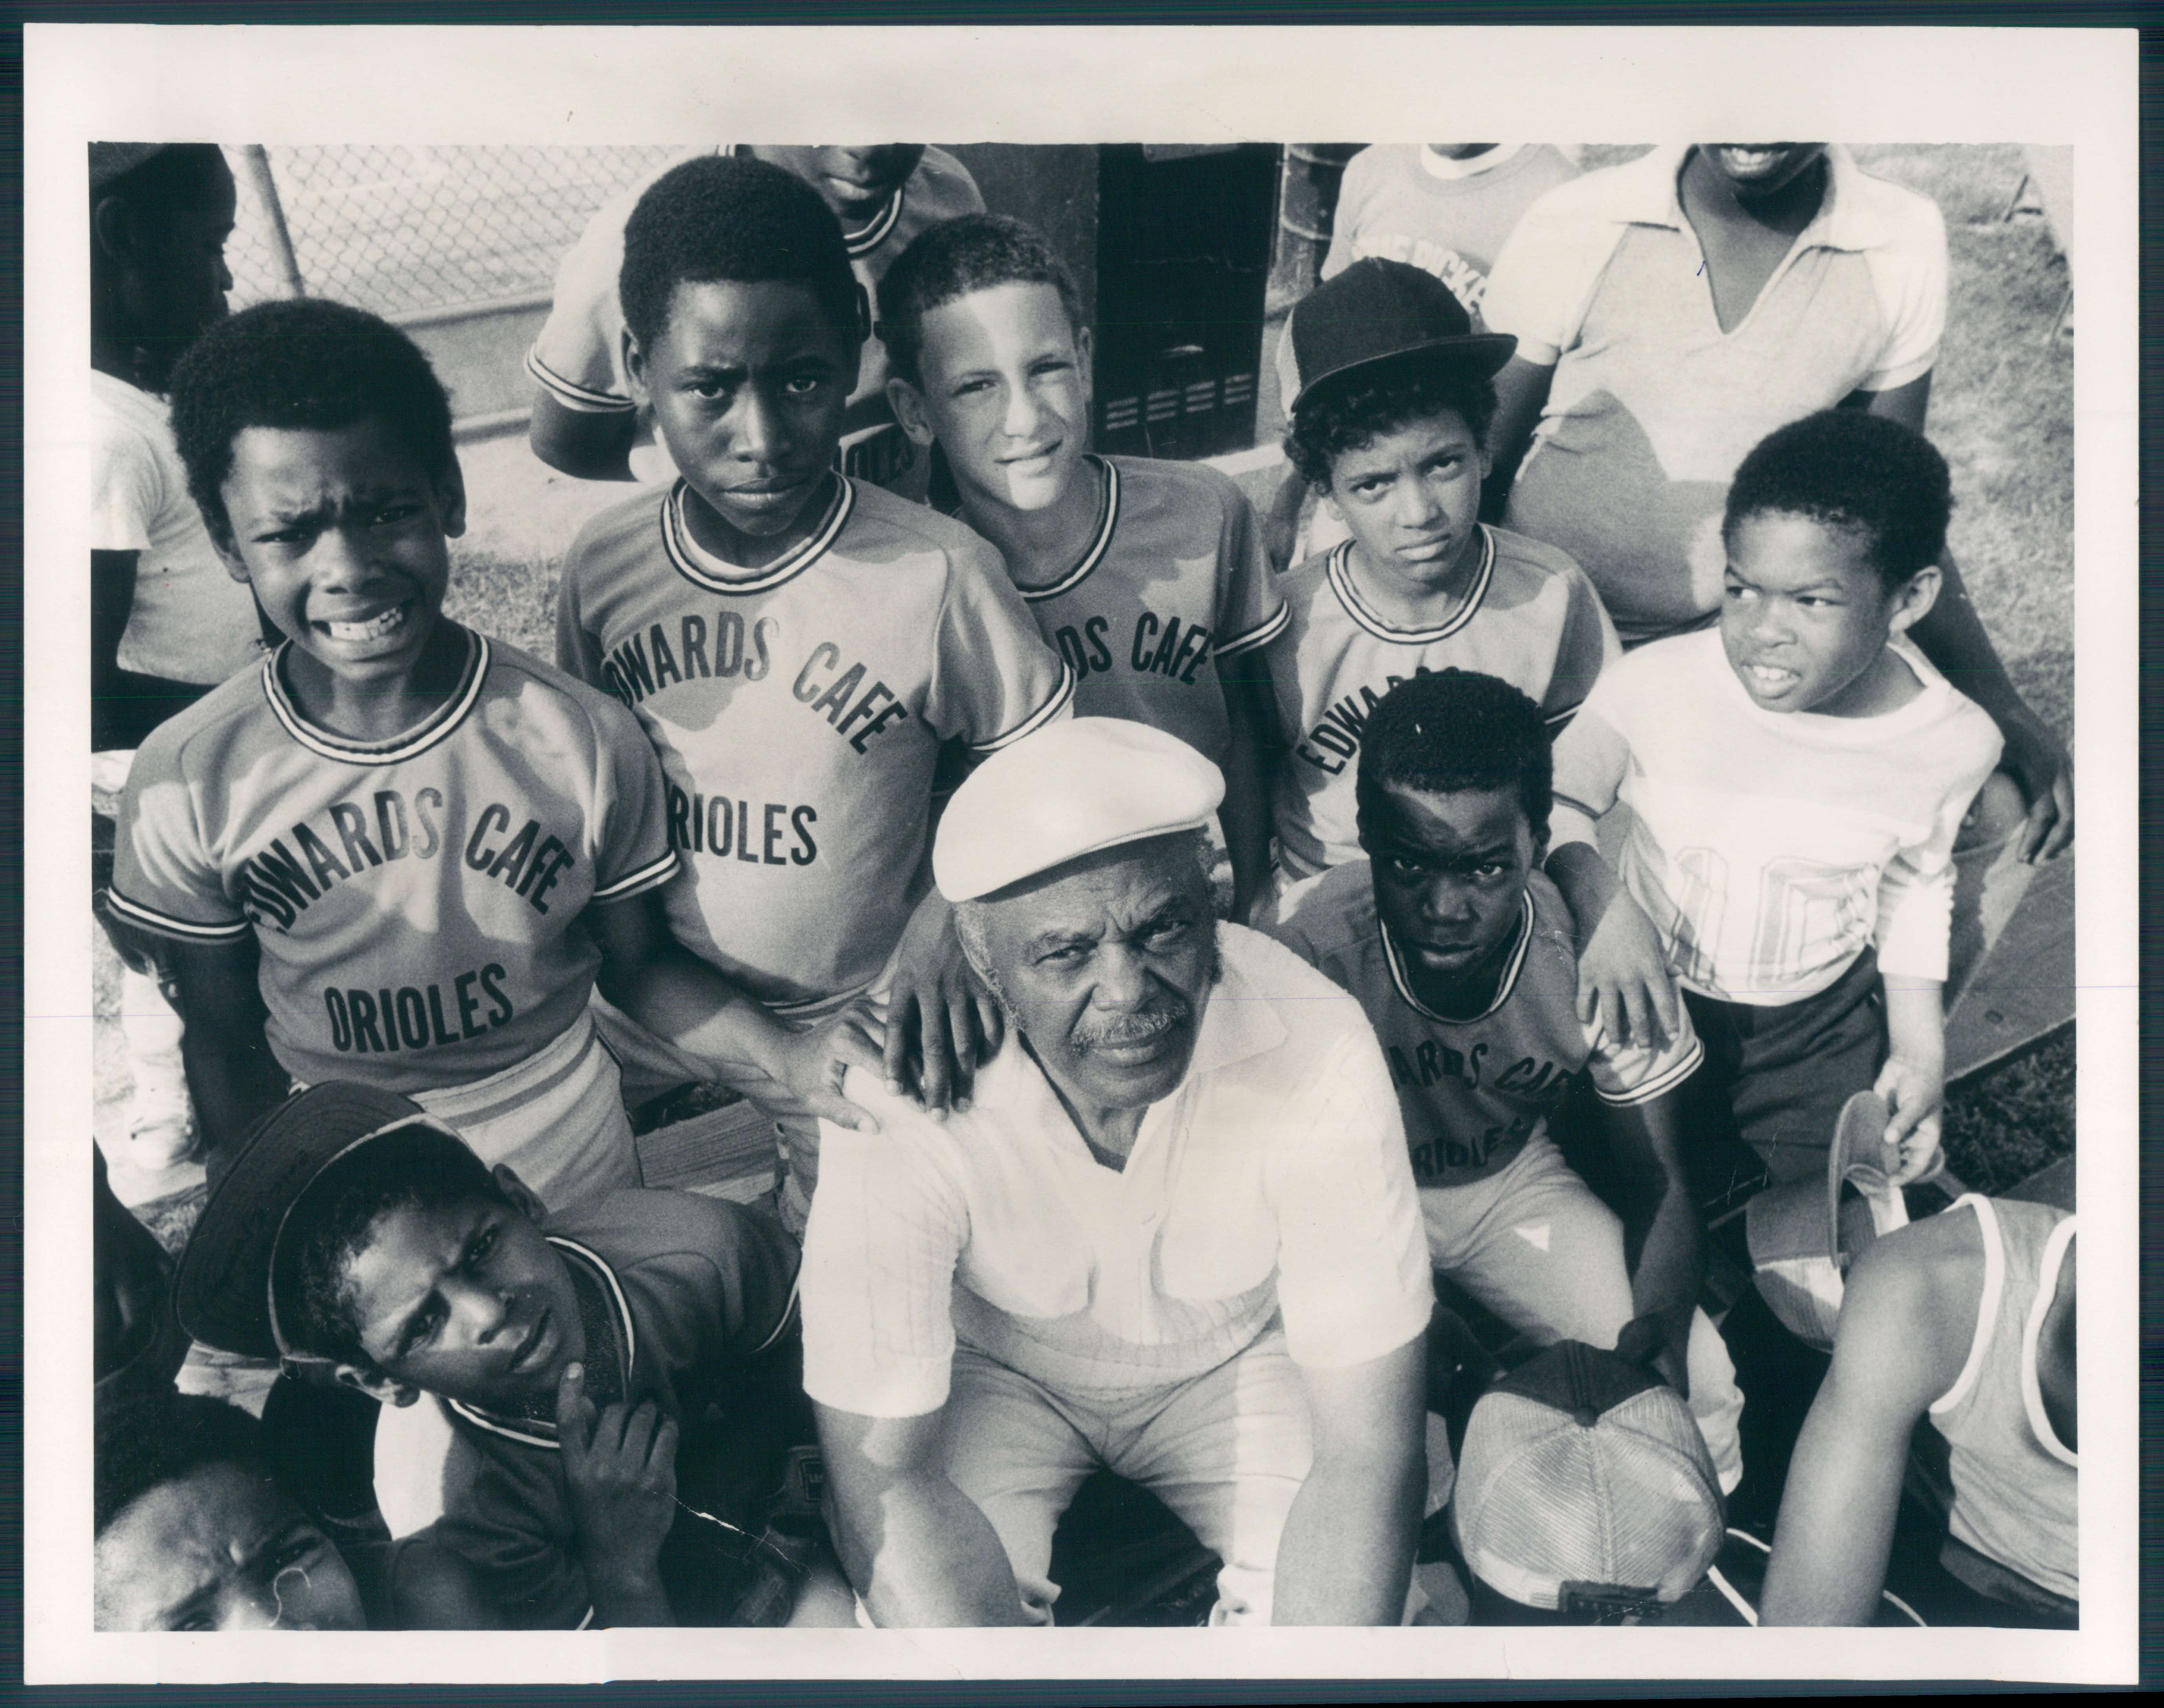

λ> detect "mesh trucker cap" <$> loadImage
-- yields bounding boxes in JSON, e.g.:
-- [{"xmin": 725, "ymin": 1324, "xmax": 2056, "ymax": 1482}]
[
  {"xmin": 1745, "ymin": 1090, "xmax": 1911, "ymax": 1352},
  {"xmin": 173, "ymin": 1082, "xmax": 478, "ymax": 1361},
  {"xmin": 1276, "ymin": 256, "xmax": 1517, "ymax": 417},
  {"xmin": 1449, "ymin": 1338, "xmax": 1724, "ymax": 1614}
]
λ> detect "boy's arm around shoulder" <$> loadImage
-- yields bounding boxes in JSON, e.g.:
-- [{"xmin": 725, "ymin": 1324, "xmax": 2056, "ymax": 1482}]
[
  {"xmin": 1759, "ymin": 1212, "xmax": 1983, "ymax": 1625},
  {"xmin": 1545, "ymin": 665, "xmax": 1682, "ymax": 1048}
]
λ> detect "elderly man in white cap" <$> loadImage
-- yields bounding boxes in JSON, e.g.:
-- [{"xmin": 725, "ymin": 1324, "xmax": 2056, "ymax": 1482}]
[{"xmin": 800, "ymin": 718, "xmax": 1436, "ymax": 1628}]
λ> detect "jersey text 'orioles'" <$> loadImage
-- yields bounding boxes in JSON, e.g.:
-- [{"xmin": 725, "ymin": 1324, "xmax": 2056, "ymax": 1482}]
[
  {"xmin": 1274, "ymin": 862, "xmax": 1701, "ymax": 1188},
  {"xmin": 557, "ymin": 475, "xmax": 1072, "ymax": 1013},
  {"xmin": 109, "ymin": 629, "xmax": 679, "ymax": 1094},
  {"xmin": 1265, "ymin": 524, "xmax": 1618, "ymax": 882}
]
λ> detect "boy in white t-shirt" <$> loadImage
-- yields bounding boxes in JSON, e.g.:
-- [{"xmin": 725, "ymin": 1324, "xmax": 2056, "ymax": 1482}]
[{"xmin": 1549, "ymin": 411, "xmax": 2002, "ymax": 1196}]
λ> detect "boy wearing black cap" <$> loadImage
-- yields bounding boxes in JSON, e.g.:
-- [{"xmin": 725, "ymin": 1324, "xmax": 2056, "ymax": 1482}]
[
  {"xmin": 1262, "ymin": 258, "xmax": 1618, "ymax": 924},
  {"xmin": 173, "ymin": 1082, "xmax": 853, "ymax": 1630}
]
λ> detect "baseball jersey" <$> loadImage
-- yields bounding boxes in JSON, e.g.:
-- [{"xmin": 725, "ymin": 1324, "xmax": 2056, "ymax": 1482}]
[
  {"xmin": 1266, "ymin": 525, "xmax": 1619, "ymax": 882},
  {"xmin": 421, "ymin": 1190, "xmax": 806, "ymax": 1628},
  {"xmin": 108, "ymin": 627, "xmax": 679, "ymax": 1094},
  {"xmin": 1921, "ymin": 1196, "xmax": 2078, "ymax": 1604},
  {"xmin": 1551, "ymin": 629, "xmax": 2002, "ymax": 1004},
  {"xmin": 556, "ymin": 474, "xmax": 1072, "ymax": 1012},
  {"xmin": 1275, "ymin": 862, "xmax": 1702, "ymax": 1188},
  {"xmin": 1008, "ymin": 455, "xmax": 1286, "ymax": 769},
  {"xmin": 1482, "ymin": 144, "xmax": 1948, "ymax": 643},
  {"xmin": 90, "ymin": 369, "xmax": 266, "ymax": 685},
  {"xmin": 525, "ymin": 146, "xmax": 984, "ymax": 490},
  {"xmin": 1320, "ymin": 144, "xmax": 1582, "ymax": 317}
]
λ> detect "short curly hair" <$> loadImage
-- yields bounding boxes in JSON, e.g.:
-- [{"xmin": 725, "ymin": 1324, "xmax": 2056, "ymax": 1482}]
[
  {"xmin": 96, "ymin": 1391, "xmax": 264, "ymax": 1537},
  {"xmin": 876, "ymin": 213, "xmax": 1087, "ymax": 388},
  {"xmin": 1283, "ymin": 356, "xmax": 1498, "ymax": 492},
  {"xmin": 1355, "ymin": 668, "xmax": 1551, "ymax": 849},
  {"xmin": 166, "ymin": 298, "xmax": 456, "ymax": 547},
  {"xmin": 1724, "ymin": 409, "xmax": 1953, "ymax": 592},
  {"xmin": 619, "ymin": 153, "xmax": 861, "ymax": 354},
  {"xmin": 270, "ymin": 1123, "xmax": 507, "ymax": 1369}
]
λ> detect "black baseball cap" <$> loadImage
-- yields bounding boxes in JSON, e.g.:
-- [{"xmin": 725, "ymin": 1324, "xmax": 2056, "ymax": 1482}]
[
  {"xmin": 1277, "ymin": 257, "xmax": 1517, "ymax": 416},
  {"xmin": 174, "ymin": 1082, "xmax": 477, "ymax": 1361}
]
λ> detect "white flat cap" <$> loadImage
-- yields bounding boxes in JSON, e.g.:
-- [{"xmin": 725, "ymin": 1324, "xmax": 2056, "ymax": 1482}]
[{"xmin": 934, "ymin": 718, "xmax": 1225, "ymax": 902}]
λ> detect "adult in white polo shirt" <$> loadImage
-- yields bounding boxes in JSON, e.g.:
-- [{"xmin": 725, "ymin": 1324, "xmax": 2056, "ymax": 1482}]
[
  {"xmin": 1480, "ymin": 141, "xmax": 2070, "ymax": 871},
  {"xmin": 801, "ymin": 718, "xmax": 1434, "ymax": 1628}
]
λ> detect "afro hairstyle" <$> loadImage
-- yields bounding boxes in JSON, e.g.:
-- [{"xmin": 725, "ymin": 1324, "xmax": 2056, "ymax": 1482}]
[
  {"xmin": 618, "ymin": 153, "xmax": 861, "ymax": 354},
  {"xmin": 1283, "ymin": 353, "xmax": 1498, "ymax": 493},
  {"xmin": 876, "ymin": 212, "xmax": 1087, "ymax": 387},
  {"xmin": 1354, "ymin": 668, "xmax": 1552, "ymax": 849},
  {"xmin": 166, "ymin": 298, "xmax": 456, "ymax": 548},
  {"xmin": 1723, "ymin": 409, "xmax": 1954, "ymax": 592},
  {"xmin": 269, "ymin": 1122, "xmax": 509, "ymax": 1369},
  {"xmin": 95, "ymin": 1390, "xmax": 265, "ymax": 1537}
]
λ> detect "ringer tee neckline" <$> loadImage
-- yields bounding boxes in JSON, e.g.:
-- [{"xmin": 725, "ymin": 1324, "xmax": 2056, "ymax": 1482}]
[{"xmin": 262, "ymin": 625, "xmax": 489, "ymax": 767}]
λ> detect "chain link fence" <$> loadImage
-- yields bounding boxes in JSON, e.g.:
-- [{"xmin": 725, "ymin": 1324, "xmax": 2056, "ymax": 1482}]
[{"xmin": 224, "ymin": 144, "xmax": 686, "ymax": 321}]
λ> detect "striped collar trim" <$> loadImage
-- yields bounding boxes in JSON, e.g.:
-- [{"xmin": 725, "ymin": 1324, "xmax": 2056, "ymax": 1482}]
[
  {"xmin": 662, "ymin": 475, "xmax": 854, "ymax": 596},
  {"xmin": 842, "ymin": 186, "xmax": 905, "ymax": 256},
  {"xmin": 1379, "ymin": 891, "xmax": 1535, "ymax": 1024},
  {"xmin": 442, "ymin": 1237, "xmax": 636, "ymax": 1451},
  {"xmin": 261, "ymin": 627, "xmax": 488, "ymax": 767},
  {"xmin": 1017, "ymin": 456, "xmax": 1120, "ymax": 603},
  {"xmin": 1327, "ymin": 526, "xmax": 1496, "ymax": 644}
]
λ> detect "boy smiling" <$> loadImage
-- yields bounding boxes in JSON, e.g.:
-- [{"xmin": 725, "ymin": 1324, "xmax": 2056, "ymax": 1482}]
[
  {"xmin": 110, "ymin": 300, "xmax": 772, "ymax": 1207},
  {"xmin": 554, "ymin": 157, "xmax": 1071, "ymax": 1230},
  {"xmin": 876, "ymin": 214, "xmax": 1287, "ymax": 918},
  {"xmin": 1549, "ymin": 410, "xmax": 2003, "ymax": 1192},
  {"xmin": 1262, "ymin": 258, "xmax": 1617, "ymax": 922}
]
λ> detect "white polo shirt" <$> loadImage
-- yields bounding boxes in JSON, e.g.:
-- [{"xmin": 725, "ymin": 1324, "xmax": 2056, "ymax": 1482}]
[
  {"xmin": 1482, "ymin": 144, "xmax": 1948, "ymax": 643},
  {"xmin": 800, "ymin": 924, "xmax": 1434, "ymax": 1417}
]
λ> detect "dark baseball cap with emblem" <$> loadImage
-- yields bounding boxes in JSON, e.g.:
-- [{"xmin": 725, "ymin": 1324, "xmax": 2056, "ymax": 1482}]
[
  {"xmin": 174, "ymin": 1082, "xmax": 479, "ymax": 1361},
  {"xmin": 1276, "ymin": 255, "xmax": 1518, "ymax": 417}
]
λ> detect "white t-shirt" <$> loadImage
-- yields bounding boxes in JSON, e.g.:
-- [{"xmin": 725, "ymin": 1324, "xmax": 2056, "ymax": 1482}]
[
  {"xmin": 1550, "ymin": 629, "xmax": 2002, "ymax": 1002},
  {"xmin": 90, "ymin": 370, "xmax": 266, "ymax": 684}
]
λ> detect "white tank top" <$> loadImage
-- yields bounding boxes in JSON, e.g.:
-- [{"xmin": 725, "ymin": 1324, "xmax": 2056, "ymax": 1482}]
[{"xmin": 1924, "ymin": 1194, "xmax": 2078, "ymax": 1603}]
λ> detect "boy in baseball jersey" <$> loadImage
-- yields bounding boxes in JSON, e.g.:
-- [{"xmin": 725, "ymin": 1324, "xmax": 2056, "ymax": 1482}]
[
  {"xmin": 1266, "ymin": 144, "xmax": 1581, "ymax": 570},
  {"xmin": 1549, "ymin": 412, "xmax": 2002, "ymax": 1198},
  {"xmin": 876, "ymin": 213, "xmax": 1286, "ymax": 919},
  {"xmin": 1274, "ymin": 669, "xmax": 1741, "ymax": 1489},
  {"xmin": 528, "ymin": 145, "xmax": 982, "ymax": 498},
  {"xmin": 1264, "ymin": 259, "xmax": 1618, "ymax": 922},
  {"xmin": 172, "ymin": 1084, "xmax": 854, "ymax": 1630},
  {"xmin": 555, "ymin": 156, "xmax": 1072, "ymax": 1230},
  {"xmin": 109, "ymin": 301, "xmax": 775, "ymax": 1209}
]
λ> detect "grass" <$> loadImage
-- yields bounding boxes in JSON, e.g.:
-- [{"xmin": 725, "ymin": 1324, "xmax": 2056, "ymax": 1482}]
[{"xmin": 1943, "ymin": 1026, "xmax": 2076, "ymax": 1198}]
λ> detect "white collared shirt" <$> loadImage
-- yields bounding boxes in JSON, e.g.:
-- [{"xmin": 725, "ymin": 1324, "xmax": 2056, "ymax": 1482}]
[
  {"xmin": 1478, "ymin": 144, "xmax": 1950, "ymax": 642},
  {"xmin": 800, "ymin": 924, "xmax": 1434, "ymax": 1418}
]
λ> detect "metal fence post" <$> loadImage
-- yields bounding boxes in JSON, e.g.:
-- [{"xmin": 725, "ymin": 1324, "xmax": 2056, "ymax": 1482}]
[{"xmin": 237, "ymin": 145, "xmax": 307, "ymax": 298}]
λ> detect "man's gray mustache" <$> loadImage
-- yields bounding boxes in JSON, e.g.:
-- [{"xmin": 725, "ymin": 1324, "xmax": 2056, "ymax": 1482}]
[{"xmin": 1071, "ymin": 1001, "xmax": 1189, "ymax": 1054}]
